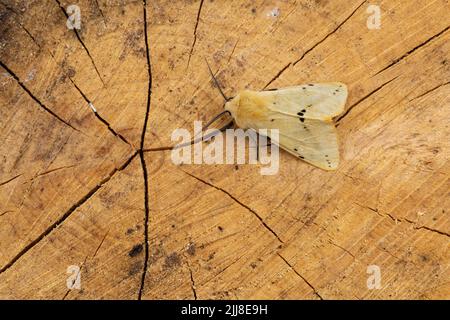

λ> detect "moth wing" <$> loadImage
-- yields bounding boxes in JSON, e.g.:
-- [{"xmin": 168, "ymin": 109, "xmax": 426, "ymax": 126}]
[
  {"xmin": 265, "ymin": 83, "xmax": 347, "ymax": 119},
  {"xmin": 241, "ymin": 84, "xmax": 346, "ymax": 170},
  {"xmin": 255, "ymin": 116, "xmax": 340, "ymax": 170}
]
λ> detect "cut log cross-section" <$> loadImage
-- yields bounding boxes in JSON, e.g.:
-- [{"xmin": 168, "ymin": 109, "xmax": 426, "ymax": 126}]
[{"xmin": 0, "ymin": 0, "xmax": 448, "ymax": 299}]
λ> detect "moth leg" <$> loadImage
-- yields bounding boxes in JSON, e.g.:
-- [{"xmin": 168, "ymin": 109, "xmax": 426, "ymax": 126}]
[
  {"xmin": 248, "ymin": 131, "xmax": 271, "ymax": 161},
  {"xmin": 247, "ymin": 133, "xmax": 260, "ymax": 161},
  {"xmin": 256, "ymin": 133, "xmax": 272, "ymax": 162}
]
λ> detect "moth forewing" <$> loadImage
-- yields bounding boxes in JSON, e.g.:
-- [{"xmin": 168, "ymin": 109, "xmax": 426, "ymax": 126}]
[{"xmin": 265, "ymin": 83, "xmax": 348, "ymax": 120}]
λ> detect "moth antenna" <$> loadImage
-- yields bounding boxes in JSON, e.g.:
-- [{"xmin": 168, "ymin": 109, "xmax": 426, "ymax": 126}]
[
  {"xmin": 205, "ymin": 58, "xmax": 230, "ymax": 102},
  {"xmin": 188, "ymin": 110, "xmax": 231, "ymax": 144},
  {"xmin": 202, "ymin": 110, "xmax": 231, "ymax": 131},
  {"xmin": 142, "ymin": 112, "xmax": 233, "ymax": 152}
]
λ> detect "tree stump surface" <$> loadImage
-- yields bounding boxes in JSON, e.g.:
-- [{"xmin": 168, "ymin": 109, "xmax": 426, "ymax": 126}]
[{"xmin": 0, "ymin": 0, "xmax": 449, "ymax": 299}]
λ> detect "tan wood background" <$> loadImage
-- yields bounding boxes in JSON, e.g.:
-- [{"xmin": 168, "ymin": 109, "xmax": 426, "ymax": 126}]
[{"xmin": 0, "ymin": 0, "xmax": 449, "ymax": 299}]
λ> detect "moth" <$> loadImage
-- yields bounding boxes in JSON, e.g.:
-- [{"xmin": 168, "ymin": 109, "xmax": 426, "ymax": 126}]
[
  {"xmin": 144, "ymin": 62, "xmax": 348, "ymax": 171},
  {"xmin": 223, "ymin": 83, "xmax": 347, "ymax": 170}
]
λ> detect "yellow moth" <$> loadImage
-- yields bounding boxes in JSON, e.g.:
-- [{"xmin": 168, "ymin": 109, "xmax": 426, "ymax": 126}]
[
  {"xmin": 223, "ymin": 83, "xmax": 347, "ymax": 170},
  {"xmin": 144, "ymin": 61, "xmax": 348, "ymax": 171}
]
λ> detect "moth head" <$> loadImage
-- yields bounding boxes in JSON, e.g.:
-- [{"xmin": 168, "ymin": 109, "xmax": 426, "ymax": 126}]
[{"xmin": 224, "ymin": 94, "xmax": 240, "ymax": 118}]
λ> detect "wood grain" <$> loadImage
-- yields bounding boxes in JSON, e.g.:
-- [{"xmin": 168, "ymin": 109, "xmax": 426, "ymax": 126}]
[{"xmin": 0, "ymin": 0, "xmax": 448, "ymax": 299}]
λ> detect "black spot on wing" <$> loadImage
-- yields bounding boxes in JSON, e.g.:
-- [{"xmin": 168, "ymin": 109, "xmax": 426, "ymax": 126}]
[{"xmin": 296, "ymin": 110, "xmax": 305, "ymax": 122}]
